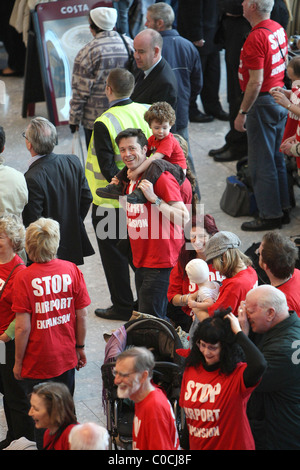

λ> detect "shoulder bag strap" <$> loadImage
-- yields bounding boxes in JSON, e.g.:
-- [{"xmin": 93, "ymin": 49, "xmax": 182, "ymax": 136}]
[
  {"xmin": 252, "ymin": 26, "xmax": 285, "ymax": 60},
  {"xmin": 0, "ymin": 263, "xmax": 25, "ymax": 300},
  {"xmin": 118, "ymin": 32, "xmax": 132, "ymax": 59}
]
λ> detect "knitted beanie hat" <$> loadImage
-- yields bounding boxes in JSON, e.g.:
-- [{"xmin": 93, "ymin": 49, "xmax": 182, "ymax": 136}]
[{"xmin": 90, "ymin": 7, "xmax": 117, "ymax": 31}]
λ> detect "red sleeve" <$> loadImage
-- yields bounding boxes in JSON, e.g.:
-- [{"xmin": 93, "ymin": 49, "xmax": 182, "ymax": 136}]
[
  {"xmin": 242, "ymin": 30, "xmax": 267, "ymax": 70},
  {"xmin": 71, "ymin": 265, "xmax": 91, "ymax": 310},
  {"xmin": 154, "ymin": 172, "xmax": 183, "ymax": 203},
  {"xmin": 12, "ymin": 271, "xmax": 32, "ymax": 314},
  {"xmin": 207, "ymin": 280, "xmax": 240, "ymax": 317},
  {"xmin": 167, "ymin": 262, "xmax": 184, "ymax": 302}
]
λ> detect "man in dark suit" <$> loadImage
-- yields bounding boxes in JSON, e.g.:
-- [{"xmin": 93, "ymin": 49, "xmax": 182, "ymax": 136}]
[
  {"xmin": 22, "ymin": 117, "xmax": 94, "ymax": 266},
  {"xmin": 177, "ymin": 0, "xmax": 229, "ymax": 123},
  {"xmin": 130, "ymin": 28, "xmax": 178, "ymax": 111}
]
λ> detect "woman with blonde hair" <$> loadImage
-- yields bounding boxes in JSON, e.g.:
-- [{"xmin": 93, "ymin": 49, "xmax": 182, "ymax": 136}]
[
  {"xmin": 0, "ymin": 214, "xmax": 34, "ymax": 448},
  {"xmin": 12, "ymin": 217, "xmax": 91, "ymax": 449},
  {"xmin": 192, "ymin": 231, "xmax": 258, "ymax": 323}
]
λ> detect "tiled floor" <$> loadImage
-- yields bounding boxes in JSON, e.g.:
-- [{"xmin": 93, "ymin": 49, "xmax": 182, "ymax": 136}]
[{"xmin": 0, "ymin": 44, "xmax": 300, "ymax": 445}]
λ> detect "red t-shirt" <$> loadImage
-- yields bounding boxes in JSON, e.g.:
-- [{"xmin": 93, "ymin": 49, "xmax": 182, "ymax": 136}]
[
  {"xmin": 296, "ymin": 119, "xmax": 300, "ymax": 143},
  {"xmin": 282, "ymin": 86, "xmax": 300, "ymax": 143},
  {"xmin": 132, "ymin": 387, "xmax": 180, "ymax": 450},
  {"xmin": 179, "ymin": 362, "xmax": 257, "ymax": 450},
  {"xmin": 147, "ymin": 133, "xmax": 187, "ymax": 169},
  {"xmin": 0, "ymin": 254, "xmax": 25, "ymax": 334},
  {"xmin": 167, "ymin": 261, "xmax": 224, "ymax": 317},
  {"xmin": 126, "ymin": 172, "xmax": 191, "ymax": 269},
  {"xmin": 12, "ymin": 259, "xmax": 91, "ymax": 379},
  {"xmin": 43, "ymin": 423, "xmax": 77, "ymax": 450},
  {"xmin": 277, "ymin": 268, "xmax": 300, "ymax": 317},
  {"xmin": 295, "ymin": 118, "xmax": 300, "ymax": 167},
  {"xmin": 239, "ymin": 19, "xmax": 288, "ymax": 93},
  {"xmin": 207, "ymin": 266, "xmax": 258, "ymax": 317}
]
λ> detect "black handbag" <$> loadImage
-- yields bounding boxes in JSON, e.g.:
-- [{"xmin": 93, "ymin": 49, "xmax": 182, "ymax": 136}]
[
  {"xmin": 220, "ymin": 157, "xmax": 257, "ymax": 217},
  {"xmin": 220, "ymin": 175, "xmax": 253, "ymax": 217}
]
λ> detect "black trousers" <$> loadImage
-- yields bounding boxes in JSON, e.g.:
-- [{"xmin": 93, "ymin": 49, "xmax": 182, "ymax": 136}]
[
  {"xmin": 84, "ymin": 128, "xmax": 93, "ymax": 150},
  {"xmin": 92, "ymin": 204, "xmax": 134, "ymax": 319},
  {"xmin": 0, "ymin": 340, "xmax": 34, "ymax": 443},
  {"xmin": 222, "ymin": 15, "xmax": 250, "ymax": 153},
  {"xmin": 190, "ymin": 49, "xmax": 223, "ymax": 117},
  {"xmin": 0, "ymin": 2, "xmax": 26, "ymax": 74}
]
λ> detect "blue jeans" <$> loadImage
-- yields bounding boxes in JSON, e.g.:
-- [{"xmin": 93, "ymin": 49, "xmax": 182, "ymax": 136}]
[
  {"xmin": 135, "ymin": 267, "xmax": 172, "ymax": 319},
  {"xmin": 113, "ymin": 0, "xmax": 134, "ymax": 35},
  {"xmin": 246, "ymin": 94, "xmax": 289, "ymax": 219}
]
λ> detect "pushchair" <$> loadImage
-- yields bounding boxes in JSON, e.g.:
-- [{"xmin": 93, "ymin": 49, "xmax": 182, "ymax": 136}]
[{"xmin": 101, "ymin": 316, "xmax": 185, "ymax": 450}]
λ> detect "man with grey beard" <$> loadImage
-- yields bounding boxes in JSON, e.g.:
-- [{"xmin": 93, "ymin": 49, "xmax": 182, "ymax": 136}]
[{"xmin": 113, "ymin": 347, "xmax": 180, "ymax": 450}]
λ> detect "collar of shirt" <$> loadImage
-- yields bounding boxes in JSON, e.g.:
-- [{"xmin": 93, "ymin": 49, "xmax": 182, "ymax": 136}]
[
  {"xmin": 144, "ymin": 57, "xmax": 162, "ymax": 77},
  {"xmin": 109, "ymin": 97, "xmax": 130, "ymax": 108},
  {"xmin": 28, "ymin": 154, "xmax": 45, "ymax": 168}
]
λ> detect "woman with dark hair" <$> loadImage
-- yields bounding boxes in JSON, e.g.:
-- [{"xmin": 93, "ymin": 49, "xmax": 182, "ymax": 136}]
[
  {"xmin": 167, "ymin": 214, "xmax": 222, "ymax": 331},
  {"xmin": 29, "ymin": 382, "xmax": 78, "ymax": 450},
  {"xmin": 179, "ymin": 309, "xmax": 266, "ymax": 450}
]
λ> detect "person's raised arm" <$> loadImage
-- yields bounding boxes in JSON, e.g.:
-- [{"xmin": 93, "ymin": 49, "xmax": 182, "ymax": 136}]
[{"xmin": 226, "ymin": 312, "xmax": 267, "ymax": 388}]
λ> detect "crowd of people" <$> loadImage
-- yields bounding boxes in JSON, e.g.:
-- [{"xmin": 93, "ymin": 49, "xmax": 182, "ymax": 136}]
[{"xmin": 0, "ymin": 0, "xmax": 300, "ymax": 453}]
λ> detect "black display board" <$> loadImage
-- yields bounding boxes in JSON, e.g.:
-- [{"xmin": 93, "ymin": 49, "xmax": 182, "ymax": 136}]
[{"xmin": 22, "ymin": 0, "xmax": 112, "ymax": 125}]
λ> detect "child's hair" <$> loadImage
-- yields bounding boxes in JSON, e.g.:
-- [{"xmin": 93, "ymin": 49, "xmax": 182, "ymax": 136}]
[
  {"xmin": 144, "ymin": 101, "xmax": 176, "ymax": 127},
  {"xmin": 287, "ymin": 56, "xmax": 300, "ymax": 78}
]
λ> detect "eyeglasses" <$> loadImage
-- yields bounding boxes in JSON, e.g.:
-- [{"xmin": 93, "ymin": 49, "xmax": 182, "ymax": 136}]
[
  {"xmin": 112, "ymin": 368, "xmax": 136, "ymax": 379},
  {"xmin": 22, "ymin": 132, "xmax": 30, "ymax": 142}
]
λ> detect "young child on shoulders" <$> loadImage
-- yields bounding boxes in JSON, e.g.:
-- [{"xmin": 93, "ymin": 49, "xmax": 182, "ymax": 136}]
[
  {"xmin": 97, "ymin": 102, "xmax": 187, "ymax": 204},
  {"xmin": 141, "ymin": 101, "xmax": 187, "ymax": 175}
]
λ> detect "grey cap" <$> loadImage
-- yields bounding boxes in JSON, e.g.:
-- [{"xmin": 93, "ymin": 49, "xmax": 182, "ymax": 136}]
[{"xmin": 204, "ymin": 231, "xmax": 241, "ymax": 261}]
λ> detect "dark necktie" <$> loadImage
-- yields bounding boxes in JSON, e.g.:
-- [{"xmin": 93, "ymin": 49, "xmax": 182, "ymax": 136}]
[{"xmin": 135, "ymin": 71, "xmax": 145, "ymax": 85}]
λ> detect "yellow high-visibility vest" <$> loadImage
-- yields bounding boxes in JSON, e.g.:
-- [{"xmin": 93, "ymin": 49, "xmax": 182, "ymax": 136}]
[{"xmin": 86, "ymin": 102, "xmax": 151, "ymax": 208}]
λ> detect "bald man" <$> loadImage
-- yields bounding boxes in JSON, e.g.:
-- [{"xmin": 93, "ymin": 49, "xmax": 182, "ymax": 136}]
[
  {"xmin": 239, "ymin": 285, "xmax": 300, "ymax": 450},
  {"xmin": 131, "ymin": 28, "xmax": 178, "ymax": 111}
]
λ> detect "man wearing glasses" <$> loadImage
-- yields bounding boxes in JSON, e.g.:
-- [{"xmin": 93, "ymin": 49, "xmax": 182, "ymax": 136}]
[
  {"xmin": 22, "ymin": 116, "xmax": 94, "ymax": 266},
  {"xmin": 114, "ymin": 347, "xmax": 180, "ymax": 450}
]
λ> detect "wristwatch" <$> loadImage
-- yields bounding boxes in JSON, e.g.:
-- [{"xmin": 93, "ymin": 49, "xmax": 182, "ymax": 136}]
[
  {"xmin": 239, "ymin": 109, "xmax": 248, "ymax": 115},
  {"xmin": 154, "ymin": 197, "xmax": 162, "ymax": 207}
]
